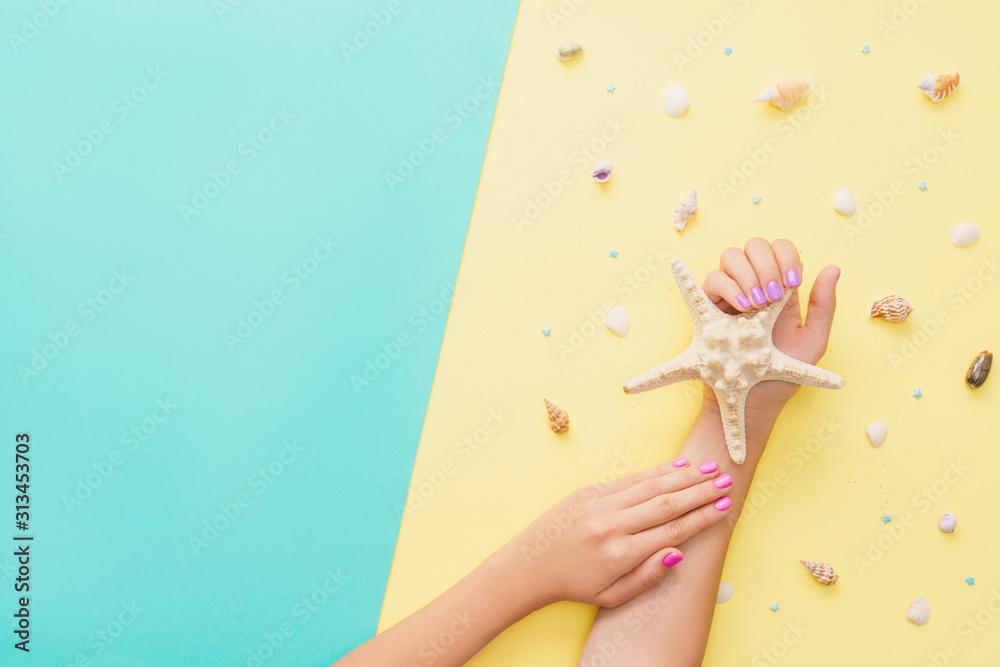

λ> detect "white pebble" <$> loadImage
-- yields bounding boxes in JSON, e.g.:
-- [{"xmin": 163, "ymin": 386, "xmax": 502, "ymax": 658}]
[
  {"xmin": 605, "ymin": 306, "xmax": 630, "ymax": 337},
  {"xmin": 951, "ymin": 221, "xmax": 980, "ymax": 247},
  {"xmin": 865, "ymin": 420, "xmax": 888, "ymax": 447},
  {"xmin": 907, "ymin": 597, "xmax": 931, "ymax": 626},
  {"xmin": 939, "ymin": 512, "xmax": 957, "ymax": 533},
  {"xmin": 716, "ymin": 581, "xmax": 734, "ymax": 604},
  {"xmin": 663, "ymin": 84, "xmax": 689, "ymax": 117},
  {"xmin": 833, "ymin": 187, "xmax": 856, "ymax": 217}
]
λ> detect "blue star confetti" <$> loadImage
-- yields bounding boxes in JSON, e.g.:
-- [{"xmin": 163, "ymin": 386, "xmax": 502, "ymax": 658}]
[
  {"xmin": 913, "ymin": 388, "xmax": 923, "ymax": 398},
  {"xmin": 609, "ymin": 249, "xmax": 618, "ymax": 258},
  {"xmin": 882, "ymin": 514, "xmax": 893, "ymax": 524},
  {"xmin": 723, "ymin": 47, "xmax": 733, "ymax": 56},
  {"xmin": 542, "ymin": 328, "xmax": 551, "ymax": 337},
  {"xmin": 918, "ymin": 181, "xmax": 928, "ymax": 191},
  {"xmin": 769, "ymin": 602, "xmax": 780, "ymax": 612},
  {"xmin": 861, "ymin": 43, "xmax": 870, "ymax": 55},
  {"xmin": 751, "ymin": 194, "xmax": 762, "ymax": 205},
  {"xmin": 966, "ymin": 576, "xmax": 976, "ymax": 586},
  {"xmin": 606, "ymin": 83, "xmax": 616, "ymax": 93}
]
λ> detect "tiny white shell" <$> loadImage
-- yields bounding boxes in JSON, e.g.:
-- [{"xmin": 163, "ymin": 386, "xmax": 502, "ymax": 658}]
[
  {"xmin": 605, "ymin": 306, "xmax": 630, "ymax": 337},
  {"xmin": 592, "ymin": 160, "xmax": 613, "ymax": 183},
  {"xmin": 865, "ymin": 420, "xmax": 888, "ymax": 447},
  {"xmin": 939, "ymin": 512, "xmax": 957, "ymax": 533},
  {"xmin": 907, "ymin": 597, "xmax": 931, "ymax": 626},
  {"xmin": 556, "ymin": 42, "xmax": 583, "ymax": 62},
  {"xmin": 833, "ymin": 187, "xmax": 856, "ymax": 217},
  {"xmin": 951, "ymin": 221, "xmax": 981, "ymax": 247},
  {"xmin": 716, "ymin": 581, "xmax": 734, "ymax": 604},
  {"xmin": 663, "ymin": 84, "xmax": 690, "ymax": 117}
]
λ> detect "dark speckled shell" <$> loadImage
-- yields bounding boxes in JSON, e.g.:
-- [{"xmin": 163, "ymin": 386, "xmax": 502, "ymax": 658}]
[{"xmin": 966, "ymin": 350, "xmax": 992, "ymax": 388}]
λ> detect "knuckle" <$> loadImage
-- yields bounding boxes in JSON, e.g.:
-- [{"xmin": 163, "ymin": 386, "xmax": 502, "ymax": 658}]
[
  {"xmin": 657, "ymin": 494, "xmax": 677, "ymax": 518},
  {"xmin": 587, "ymin": 518, "xmax": 611, "ymax": 541},
  {"xmin": 639, "ymin": 480, "xmax": 661, "ymax": 500},
  {"xmin": 721, "ymin": 247, "xmax": 743, "ymax": 263},
  {"xmin": 602, "ymin": 543, "xmax": 627, "ymax": 565},
  {"xmin": 662, "ymin": 519, "xmax": 685, "ymax": 544},
  {"xmin": 745, "ymin": 236, "xmax": 768, "ymax": 251}
]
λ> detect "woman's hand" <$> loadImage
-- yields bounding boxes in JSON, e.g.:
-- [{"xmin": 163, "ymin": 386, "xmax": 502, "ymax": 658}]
[
  {"xmin": 701, "ymin": 238, "xmax": 840, "ymax": 418},
  {"xmin": 504, "ymin": 457, "xmax": 734, "ymax": 609}
]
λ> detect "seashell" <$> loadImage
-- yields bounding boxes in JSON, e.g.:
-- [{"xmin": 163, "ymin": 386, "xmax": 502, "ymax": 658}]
[
  {"xmin": 951, "ymin": 221, "xmax": 981, "ymax": 247},
  {"xmin": 966, "ymin": 350, "xmax": 992, "ymax": 388},
  {"xmin": 754, "ymin": 79, "xmax": 810, "ymax": 110},
  {"xmin": 870, "ymin": 295, "xmax": 913, "ymax": 323},
  {"xmin": 907, "ymin": 597, "xmax": 931, "ymax": 625},
  {"xmin": 556, "ymin": 42, "xmax": 583, "ymax": 62},
  {"xmin": 673, "ymin": 191, "xmax": 698, "ymax": 232},
  {"xmin": 663, "ymin": 84, "xmax": 690, "ymax": 117},
  {"xmin": 918, "ymin": 72, "xmax": 959, "ymax": 102},
  {"xmin": 939, "ymin": 512, "xmax": 957, "ymax": 533},
  {"xmin": 833, "ymin": 187, "xmax": 856, "ymax": 217},
  {"xmin": 592, "ymin": 160, "xmax": 613, "ymax": 183},
  {"xmin": 605, "ymin": 306, "xmax": 630, "ymax": 337},
  {"xmin": 801, "ymin": 560, "xmax": 839, "ymax": 585},
  {"xmin": 716, "ymin": 581, "xmax": 734, "ymax": 604},
  {"xmin": 544, "ymin": 399, "xmax": 570, "ymax": 434},
  {"xmin": 865, "ymin": 420, "xmax": 888, "ymax": 447}
]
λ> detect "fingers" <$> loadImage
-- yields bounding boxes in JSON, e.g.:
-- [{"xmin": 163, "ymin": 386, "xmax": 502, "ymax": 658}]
[
  {"xmin": 618, "ymin": 473, "xmax": 734, "ymax": 533},
  {"xmin": 743, "ymin": 237, "xmax": 784, "ymax": 304},
  {"xmin": 803, "ymin": 265, "xmax": 841, "ymax": 358},
  {"xmin": 593, "ymin": 548, "xmax": 683, "ymax": 609},
  {"xmin": 720, "ymin": 247, "xmax": 764, "ymax": 307},
  {"xmin": 633, "ymin": 496, "xmax": 734, "ymax": 553},
  {"xmin": 771, "ymin": 238, "xmax": 803, "ymax": 289},
  {"xmin": 608, "ymin": 460, "xmax": 720, "ymax": 509},
  {"xmin": 592, "ymin": 458, "xmax": 683, "ymax": 496},
  {"xmin": 704, "ymin": 270, "xmax": 751, "ymax": 313}
]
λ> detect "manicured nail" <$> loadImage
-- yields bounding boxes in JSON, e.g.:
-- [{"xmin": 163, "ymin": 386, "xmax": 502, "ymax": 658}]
[
  {"xmin": 713, "ymin": 473, "xmax": 732, "ymax": 489},
  {"xmin": 671, "ymin": 456, "xmax": 689, "ymax": 468},
  {"xmin": 751, "ymin": 286, "xmax": 766, "ymax": 305},
  {"xmin": 714, "ymin": 497, "xmax": 732, "ymax": 511},
  {"xmin": 785, "ymin": 267, "xmax": 801, "ymax": 288},
  {"xmin": 736, "ymin": 294, "xmax": 752, "ymax": 309},
  {"xmin": 766, "ymin": 280, "xmax": 783, "ymax": 301},
  {"xmin": 699, "ymin": 460, "xmax": 718, "ymax": 474},
  {"xmin": 662, "ymin": 552, "xmax": 685, "ymax": 569}
]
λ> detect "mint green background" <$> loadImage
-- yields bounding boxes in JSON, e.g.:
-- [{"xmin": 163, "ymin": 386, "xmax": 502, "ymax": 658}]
[{"xmin": 1, "ymin": 1, "xmax": 517, "ymax": 663}]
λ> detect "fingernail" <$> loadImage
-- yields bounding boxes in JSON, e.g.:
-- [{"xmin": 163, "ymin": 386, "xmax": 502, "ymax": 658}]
[
  {"xmin": 766, "ymin": 280, "xmax": 783, "ymax": 301},
  {"xmin": 662, "ymin": 552, "xmax": 684, "ymax": 569},
  {"xmin": 699, "ymin": 460, "xmax": 718, "ymax": 474},
  {"xmin": 671, "ymin": 456, "xmax": 689, "ymax": 468},
  {"xmin": 714, "ymin": 497, "xmax": 732, "ymax": 511},
  {"xmin": 751, "ymin": 286, "xmax": 766, "ymax": 305},
  {"xmin": 736, "ymin": 294, "xmax": 752, "ymax": 309},
  {"xmin": 713, "ymin": 473, "xmax": 732, "ymax": 489},
  {"xmin": 785, "ymin": 267, "xmax": 801, "ymax": 288}
]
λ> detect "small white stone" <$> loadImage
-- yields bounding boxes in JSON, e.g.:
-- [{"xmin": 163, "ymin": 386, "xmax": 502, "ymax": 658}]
[
  {"xmin": 663, "ymin": 84, "xmax": 689, "ymax": 117},
  {"xmin": 833, "ymin": 187, "xmax": 856, "ymax": 217},
  {"xmin": 951, "ymin": 221, "xmax": 981, "ymax": 247},
  {"xmin": 907, "ymin": 597, "xmax": 931, "ymax": 626},
  {"xmin": 939, "ymin": 512, "xmax": 957, "ymax": 533},
  {"xmin": 605, "ymin": 306, "xmax": 630, "ymax": 337},
  {"xmin": 716, "ymin": 581, "xmax": 734, "ymax": 604},
  {"xmin": 865, "ymin": 420, "xmax": 888, "ymax": 447}
]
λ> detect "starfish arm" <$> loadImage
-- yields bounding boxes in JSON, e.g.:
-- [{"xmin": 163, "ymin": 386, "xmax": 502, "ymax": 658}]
[
  {"xmin": 761, "ymin": 288, "xmax": 794, "ymax": 328},
  {"xmin": 712, "ymin": 386, "xmax": 749, "ymax": 464},
  {"xmin": 623, "ymin": 350, "xmax": 700, "ymax": 394},
  {"xmin": 671, "ymin": 258, "xmax": 717, "ymax": 325},
  {"xmin": 764, "ymin": 350, "xmax": 845, "ymax": 389}
]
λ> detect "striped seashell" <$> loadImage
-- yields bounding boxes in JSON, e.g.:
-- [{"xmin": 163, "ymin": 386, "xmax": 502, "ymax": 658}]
[
  {"xmin": 755, "ymin": 79, "xmax": 810, "ymax": 110},
  {"xmin": 801, "ymin": 560, "xmax": 839, "ymax": 585},
  {"xmin": 544, "ymin": 399, "xmax": 570, "ymax": 434},
  {"xmin": 870, "ymin": 295, "xmax": 913, "ymax": 322},
  {"xmin": 557, "ymin": 42, "xmax": 583, "ymax": 62},
  {"xmin": 918, "ymin": 72, "xmax": 959, "ymax": 102}
]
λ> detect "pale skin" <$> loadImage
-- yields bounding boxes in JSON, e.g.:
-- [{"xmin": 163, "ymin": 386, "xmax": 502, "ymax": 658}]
[{"xmin": 337, "ymin": 238, "xmax": 839, "ymax": 667}]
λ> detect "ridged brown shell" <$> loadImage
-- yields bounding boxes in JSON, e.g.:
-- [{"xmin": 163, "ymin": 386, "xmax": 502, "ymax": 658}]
[
  {"xmin": 966, "ymin": 350, "xmax": 992, "ymax": 388},
  {"xmin": 544, "ymin": 399, "xmax": 570, "ymax": 434},
  {"xmin": 870, "ymin": 295, "xmax": 913, "ymax": 322},
  {"xmin": 801, "ymin": 560, "xmax": 839, "ymax": 585}
]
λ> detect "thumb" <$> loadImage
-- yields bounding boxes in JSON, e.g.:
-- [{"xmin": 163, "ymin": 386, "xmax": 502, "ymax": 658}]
[
  {"xmin": 803, "ymin": 265, "xmax": 841, "ymax": 357},
  {"xmin": 594, "ymin": 548, "xmax": 684, "ymax": 608}
]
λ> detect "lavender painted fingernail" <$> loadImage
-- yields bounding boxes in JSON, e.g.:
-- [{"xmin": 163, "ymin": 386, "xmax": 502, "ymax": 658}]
[
  {"xmin": 662, "ymin": 552, "xmax": 685, "ymax": 569},
  {"xmin": 736, "ymin": 294, "xmax": 752, "ymax": 309},
  {"xmin": 766, "ymin": 280, "xmax": 783, "ymax": 301},
  {"xmin": 714, "ymin": 497, "xmax": 732, "ymax": 511},
  {"xmin": 751, "ymin": 286, "xmax": 766, "ymax": 305},
  {"xmin": 671, "ymin": 457, "xmax": 689, "ymax": 468},
  {"xmin": 785, "ymin": 267, "xmax": 801, "ymax": 287}
]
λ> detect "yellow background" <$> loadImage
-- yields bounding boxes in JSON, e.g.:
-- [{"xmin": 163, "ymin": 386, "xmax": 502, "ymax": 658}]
[{"xmin": 380, "ymin": 1, "xmax": 1000, "ymax": 664}]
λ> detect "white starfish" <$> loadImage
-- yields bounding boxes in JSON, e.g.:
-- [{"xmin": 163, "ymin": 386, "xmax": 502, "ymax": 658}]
[{"xmin": 624, "ymin": 258, "xmax": 844, "ymax": 463}]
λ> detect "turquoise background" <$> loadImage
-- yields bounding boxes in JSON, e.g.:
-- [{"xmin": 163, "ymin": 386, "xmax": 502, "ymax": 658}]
[{"xmin": 1, "ymin": 1, "xmax": 517, "ymax": 663}]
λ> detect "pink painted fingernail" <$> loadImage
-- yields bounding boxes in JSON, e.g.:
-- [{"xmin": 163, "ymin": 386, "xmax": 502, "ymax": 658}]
[
  {"xmin": 671, "ymin": 457, "xmax": 689, "ymax": 468},
  {"xmin": 714, "ymin": 497, "xmax": 732, "ymax": 511},
  {"xmin": 699, "ymin": 460, "xmax": 718, "ymax": 474},
  {"xmin": 713, "ymin": 473, "xmax": 732, "ymax": 489},
  {"xmin": 662, "ymin": 552, "xmax": 684, "ymax": 569}
]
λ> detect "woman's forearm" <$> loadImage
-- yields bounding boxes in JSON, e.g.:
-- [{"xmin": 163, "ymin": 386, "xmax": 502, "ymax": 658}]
[{"xmin": 578, "ymin": 404, "xmax": 780, "ymax": 667}]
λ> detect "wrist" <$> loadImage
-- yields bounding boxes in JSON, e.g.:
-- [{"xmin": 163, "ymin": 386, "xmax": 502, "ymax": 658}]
[{"xmin": 488, "ymin": 539, "xmax": 553, "ymax": 614}]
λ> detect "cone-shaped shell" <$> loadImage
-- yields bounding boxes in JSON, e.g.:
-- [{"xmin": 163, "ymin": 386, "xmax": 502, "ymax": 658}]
[
  {"xmin": 544, "ymin": 399, "xmax": 570, "ymax": 434},
  {"xmin": 801, "ymin": 560, "xmax": 839, "ymax": 585},
  {"xmin": 918, "ymin": 72, "xmax": 959, "ymax": 102},
  {"xmin": 870, "ymin": 295, "xmax": 913, "ymax": 322},
  {"xmin": 755, "ymin": 79, "xmax": 810, "ymax": 110},
  {"xmin": 673, "ymin": 191, "xmax": 698, "ymax": 232}
]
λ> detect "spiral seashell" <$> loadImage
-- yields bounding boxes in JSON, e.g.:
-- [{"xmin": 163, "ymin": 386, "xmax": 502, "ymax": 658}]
[
  {"xmin": 544, "ymin": 399, "xmax": 570, "ymax": 434},
  {"xmin": 918, "ymin": 72, "xmax": 959, "ymax": 102},
  {"xmin": 870, "ymin": 295, "xmax": 913, "ymax": 323},
  {"xmin": 801, "ymin": 560, "xmax": 839, "ymax": 585},
  {"xmin": 592, "ymin": 160, "xmax": 613, "ymax": 183},
  {"xmin": 754, "ymin": 79, "xmax": 810, "ymax": 110},
  {"xmin": 556, "ymin": 42, "xmax": 583, "ymax": 62},
  {"xmin": 907, "ymin": 597, "xmax": 931, "ymax": 625},
  {"xmin": 939, "ymin": 512, "xmax": 957, "ymax": 533},
  {"xmin": 673, "ymin": 191, "xmax": 698, "ymax": 232},
  {"xmin": 966, "ymin": 350, "xmax": 992, "ymax": 388}
]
